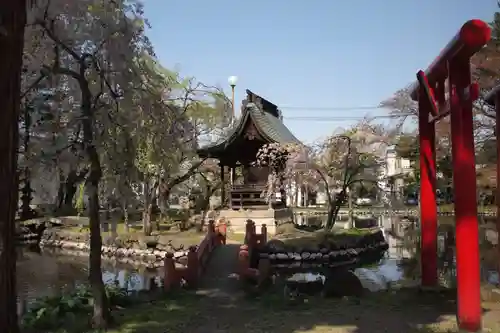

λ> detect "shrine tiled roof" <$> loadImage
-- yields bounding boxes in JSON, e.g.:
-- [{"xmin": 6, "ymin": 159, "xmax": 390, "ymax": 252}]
[{"xmin": 197, "ymin": 102, "xmax": 301, "ymax": 158}]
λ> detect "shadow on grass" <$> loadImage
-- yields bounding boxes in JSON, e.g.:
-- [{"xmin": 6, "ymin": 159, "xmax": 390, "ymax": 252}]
[{"xmin": 102, "ymin": 287, "xmax": 489, "ymax": 333}]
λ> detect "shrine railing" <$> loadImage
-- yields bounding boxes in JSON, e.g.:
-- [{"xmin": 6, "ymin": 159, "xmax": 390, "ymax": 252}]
[{"xmin": 231, "ymin": 184, "xmax": 266, "ymax": 191}]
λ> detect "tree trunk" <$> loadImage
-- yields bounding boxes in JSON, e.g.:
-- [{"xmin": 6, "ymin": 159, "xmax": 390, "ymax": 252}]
[
  {"xmin": 20, "ymin": 104, "xmax": 32, "ymax": 220},
  {"xmin": 325, "ymin": 190, "xmax": 346, "ymax": 231},
  {"xmin": 142, "ymin": 179, "xmax": 159, "ymax": 235},
  {"xmin": 347, "ymin": 189, "xmax": 353, "ymax": 229},
  {"xmin": 63, "ymin": 170, "xmax": 82, "ymax": 209},
  {"xmin": 64, "ymin": 182, "xmax": 77, "ymax": 208},
  {"xmin": 81, "ymin": 77, "xmax": 111, "ymax": 329},
  {"xmin": 294, "ymin": 176, "xmax": 299, "ymax": 206},
  {"xmin": 303, "ymin": 186, "xmax": 308, "ymax": 207},
  {"xmin": 280, "ymin": 186, "xmax": 287, "ymax": 208},
  {"xmin": 158, "ymin": 188, "xmax": 170, "ymax": 217},
  {"xmin": 197, "ymin": 192, "xmax": 212, "ymax": 232},
  {"xmin": 109, "ymin": 207, "xmax": 118, "ymax": 240},
  {"xmin": 19, "ymin": 172, "xmax": 33, "ymax": 220},
  {"xmin": 86, "ymin": 170, "xmax": 112, "ymax": 328},
  {"xmin": 142, "ymin": 204, "xmax": 153, "ymax": 236},
  {"xmin": 121, "ymin": 200, "xmax": 129, "ymax": 233},
  {"xmin": 56, "ymin": 173, "xmax": 65, "ymax": 209},
  {"xmin": 0, "ymin": 0, "xmax": 27, "ymax": 331},
  {"xmin": 60, "ymin": 168, "xmax": 89, "ymax": 212}
]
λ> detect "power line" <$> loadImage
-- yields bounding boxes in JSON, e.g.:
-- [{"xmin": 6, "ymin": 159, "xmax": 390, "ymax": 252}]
[
  {"xmin": 282, "ymin": 113, "xmax": 412, "ymax": 121},
  {"xmin": 279, "ymin": 105, "xmax": 385, "ymax": 111}
]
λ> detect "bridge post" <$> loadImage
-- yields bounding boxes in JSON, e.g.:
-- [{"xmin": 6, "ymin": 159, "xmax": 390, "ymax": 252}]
[
  {"xmin": 261, "ymin": 224, "xmax": 267, "ymax": 244},
  {"xmin": 449, "ymin": 59, "xmax": 482, "ymax": 332},
  {"xmin": 186, "ymin": 246, "xmax": 199, "ymax": 288},
  {"xmin": 216, "ymin": 218, "xmax": 227, "ymax": 245},
  {"xmin": 238, "ymin": 244, "xmax": 250, "ymax": 277},
  {"xmin": 244, "ymin": 219, "xmax": 253, "ymax": 245},
  {"xmin": 163, "ymin": 253, "xmax": 178, "ymax": 292},
  {"xmin": 208, "ymin": 220, "xmax": 215, "ymax": 249}
]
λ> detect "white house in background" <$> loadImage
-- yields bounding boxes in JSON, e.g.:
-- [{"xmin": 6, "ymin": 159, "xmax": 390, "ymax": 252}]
[{"xmin": 379, "ymin": 145, "xmax": 412, "ymax": 198}]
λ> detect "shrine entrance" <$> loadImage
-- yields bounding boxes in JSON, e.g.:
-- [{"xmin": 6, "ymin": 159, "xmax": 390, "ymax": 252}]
[{"xmin": 409, "ymin": 20, "xmax": 491, "ymax": 332}]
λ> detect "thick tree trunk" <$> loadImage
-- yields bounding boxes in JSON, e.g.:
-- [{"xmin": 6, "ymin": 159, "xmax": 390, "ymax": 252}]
[
  {"xmin": 87, "ymin": 171, "xmax": 112, "ymax": 328},
  {"xmin": 81, "ymin": 79, "xmax": 111, "ymax": 328},
  {"xmin": 0, "ymin": 0, "xmax": 27, "ymax": 331}
]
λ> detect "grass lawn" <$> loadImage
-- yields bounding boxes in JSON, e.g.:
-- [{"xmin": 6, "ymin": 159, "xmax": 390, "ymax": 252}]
[
  {"xmin": 272, "ymin": 227, "xmax": 374, "ymax": 249},
  {"xmin": 47, "ymin": 288, "xmax": 500, "ymax": 333},
  {"xmin": 40, "ymin": 217, "xmax": 206, "ymax": 248},
  {"xmin": 51, "ymin": 218, "xmax": 254, "ymax": 248}
]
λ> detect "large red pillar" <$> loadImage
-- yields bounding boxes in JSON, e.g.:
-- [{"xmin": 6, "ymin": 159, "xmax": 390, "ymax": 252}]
[
  {"xmin": 449, "ymin": 59, "xmax": 482, "ymax": 332},
  {"xmin": 418, "ymin": 87, "xmax": 438, "ymax": 287}
]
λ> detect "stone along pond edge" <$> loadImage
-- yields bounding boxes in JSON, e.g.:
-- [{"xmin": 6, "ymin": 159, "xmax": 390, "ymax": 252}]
[
  {"xmin": 259, "ymin": 230, "xmax": 390, "ymax": 268},
  {"xmin": 39, "ymin": 229, "xmax": 190, "ymax": 269}
]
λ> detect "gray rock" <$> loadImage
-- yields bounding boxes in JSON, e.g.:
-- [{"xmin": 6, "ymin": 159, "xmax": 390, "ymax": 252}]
[
  {"xmin": 266, "ymin": 239, "xmax": 286, "ymax": 252},
  {"xmin": 322, "ymin": 270, "xmax": 364, "ymax": 298}
]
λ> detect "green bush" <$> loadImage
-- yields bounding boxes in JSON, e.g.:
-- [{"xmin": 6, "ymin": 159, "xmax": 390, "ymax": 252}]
[{"xmin": 22, "ymin": 283, "xmax": 130, "ymax": 330}]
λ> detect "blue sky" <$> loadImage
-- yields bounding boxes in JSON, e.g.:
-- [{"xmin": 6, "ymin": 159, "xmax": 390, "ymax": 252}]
[{"xmin": 144, "ymin": 0, "xmax": 497, "ymax": 143}]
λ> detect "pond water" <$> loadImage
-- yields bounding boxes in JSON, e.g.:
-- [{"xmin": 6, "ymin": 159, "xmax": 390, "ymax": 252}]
[
  {"xmin": 15, "ymin": 214, "xmax": 499, "ymax": 307},
  {"xmin": 16, "ymin": 249, "xmax": 163, "ymax": 304},
  {"xmin": 292, "ymin": 213, "xmax": 499, "ymax": 287}
]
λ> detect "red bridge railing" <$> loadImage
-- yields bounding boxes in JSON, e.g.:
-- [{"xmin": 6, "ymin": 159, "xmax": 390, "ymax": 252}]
[
  {"xmin": 238, "ymin": 220, "xmax": 271, "ymax": 284},
  {"xmin": 163, "ymin": 219, "xmax": 227, "ymax": 291}
]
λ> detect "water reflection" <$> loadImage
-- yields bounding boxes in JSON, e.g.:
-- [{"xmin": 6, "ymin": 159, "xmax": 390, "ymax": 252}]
[
  {"xmin": 365, "ymin": 258, "xmax": 404, "ymax": 284},
  {"xmin": 16, "ymin": 249, "xmax": 163, "ymax": 303}
]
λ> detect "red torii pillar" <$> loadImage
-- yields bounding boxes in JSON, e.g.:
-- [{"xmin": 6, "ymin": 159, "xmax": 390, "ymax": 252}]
[{"xmin": 409, "ymin": 19, "xmax": 490, "ymax": 333}]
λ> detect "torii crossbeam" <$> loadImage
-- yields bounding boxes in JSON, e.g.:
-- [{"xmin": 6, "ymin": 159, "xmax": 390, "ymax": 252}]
[{"xmin": 408, "ymin": 19, "xmax": 490, "ymax": 333}]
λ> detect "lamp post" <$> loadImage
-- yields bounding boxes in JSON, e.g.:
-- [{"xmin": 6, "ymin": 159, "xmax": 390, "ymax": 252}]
[
  {"xmin": 227, "ymin": 76, "xmax": 238, "ymax": 191},
  {"xmin": 228, "ymin": 75, "xmax": 237, "ymax": 121}
]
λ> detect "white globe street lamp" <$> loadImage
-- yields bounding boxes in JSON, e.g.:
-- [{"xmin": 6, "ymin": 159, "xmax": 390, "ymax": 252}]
[
  {"xmin": 227, "ymin": 76, "xmax": 238, "ymax": 188},
  {"xmin": 228, "ymin": 75, "xmax": 238, "ymax": 88},
  {"xmin": 227, "ymin": 76, "xmax": 238, "ymax": 120}
]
